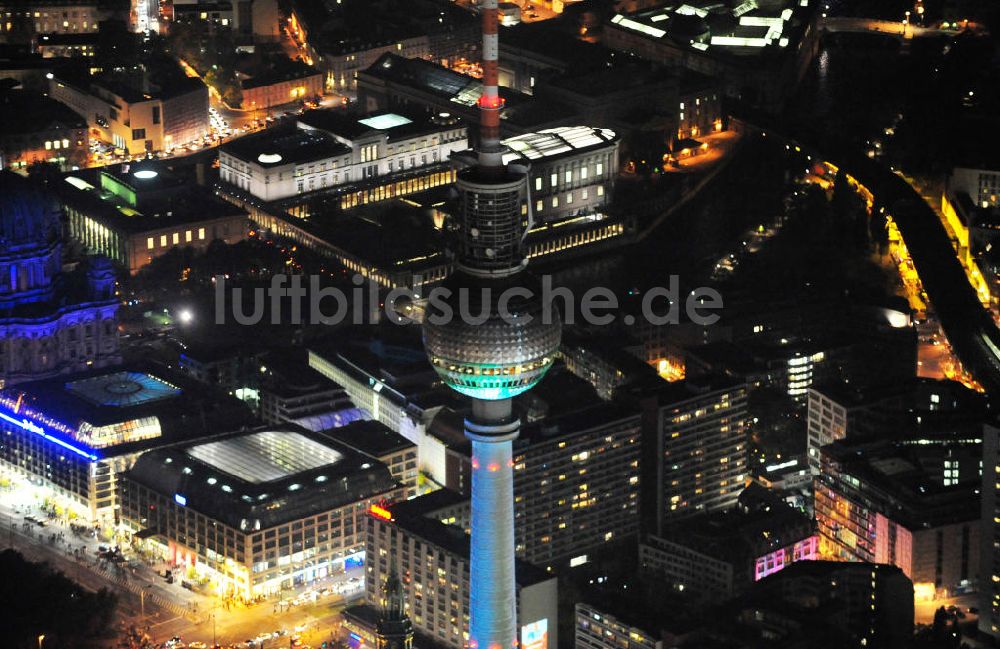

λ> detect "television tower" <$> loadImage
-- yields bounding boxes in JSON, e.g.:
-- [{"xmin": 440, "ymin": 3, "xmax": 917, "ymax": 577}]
[{"xmin": 422, "ymin": 2, "xmax": 561, "ymax": 649}]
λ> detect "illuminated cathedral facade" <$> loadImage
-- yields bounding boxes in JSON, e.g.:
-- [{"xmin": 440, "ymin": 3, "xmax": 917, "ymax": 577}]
[{"xmin": 0, "ymin": 171, "xmax": 120, "ymax": 387}]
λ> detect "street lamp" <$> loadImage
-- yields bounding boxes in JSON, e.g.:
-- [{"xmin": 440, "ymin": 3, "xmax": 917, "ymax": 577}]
[{"xmin": 37, "ymin": 635, "xmax": 45, "ymax": 649}]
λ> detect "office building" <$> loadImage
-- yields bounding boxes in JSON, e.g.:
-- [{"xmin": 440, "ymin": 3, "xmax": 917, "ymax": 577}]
[
  {"xmin": 980, "ymin": 423, "xmax": 1000, "ymax": 640},
  {"xmin": 575, "ymin": 602, "xmax": 661, "ymax": 649},
  {"xmin": 288, "ymin": 0, "xmax": 476, "ymax": 92},
  {"xmin": 641, "ymin": 378, "xmax": 749, "ymax": 530},
  {"xmin": 57, "ymin": 162, "xmax": 248, "ymax": 274},
  {"xmin": 602, "ymin": 0, "xmax": 820, "ymax": 110},
  {"xmin": 0, "ymin": 365, "xmax": 252, "ymax": 522},
  {"xmin": 806, "ymin": 382, "xmax": 908, "ymax": 473},
  {"xmin": 365, "ymin": 495, "xmax": 559, "ymax": 649},
  {"xmin": 49, "ymin": 61, "xmax": 209, "ymax": 154},
  {"xmin": 219, "ymin": 109, "xmax": 467, "ymax": 202},
  {"xmin": 121, "ymin": 425, "xmax": 403, "ymax": 598},
  {"xmin": 325, "ymin": 420, "xmax": 419, "ymax": 499},
  {"xmin": 815, "ymin": 437, "xmax": 980, "ymax": 599},
  {"xmin": 0, "ymin": 89, "xmax": 88, "ymax": 170},
  {"xmin": 309, "ymin": 337, "xmax": 454, "ymax": 478},
  {"xmin": 0, "ymin": 172, "xmax": 120, "ymax": 386},
  {"xmin": 638, "ymin": 485, "xmax": 816, "ymax": 601},
  {"xmin": 257, "ymin": 354, "xmax": 354, "ymax": 426}
]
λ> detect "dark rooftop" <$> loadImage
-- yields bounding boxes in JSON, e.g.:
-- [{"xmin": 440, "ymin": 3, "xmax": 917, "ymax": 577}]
[
  {"xmin": 0, "ymin": 89, "xmax": 86, "ymax": 136},
  {"xmin": 2, "ymin": 364, "xmax": 253, "ymax": 456},
  {"xmin": 54, "ymin": 164, "xmax": 247, "ymax": 234},
  {"xmin": 384, "ymin": 494, "xmax": 552, "ymax": 586},
  {"xmin": 127, "ymin": 425, "xmax": 401, "ymax": 529},
  {"xmin": 220, "ymin": 125, "xmax": 348, "ymax": 168},
  {"xmin": 321, "ymin": 419, "xmax": 416, "ymax": 458}
]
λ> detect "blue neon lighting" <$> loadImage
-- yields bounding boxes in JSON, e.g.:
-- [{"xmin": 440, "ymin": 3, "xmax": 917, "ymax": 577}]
[
  {"xmin": 174, "ymin": 494, "xmax": 187, "ymax": 506},
  {"xmin": 0, "ymin": 407, "xmax": 100, "ymax": 461}
]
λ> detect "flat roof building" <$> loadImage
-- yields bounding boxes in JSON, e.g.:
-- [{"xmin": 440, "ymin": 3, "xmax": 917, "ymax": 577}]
[
  {"xmin": 56, "ymin": 162, "xmax": 248, "ymax": 274},
  {"xmin": 121, "ymin": 425, "xmax": 404, "ymax": 598},
  {"xmin": 48, "ymin": 60, "xmax": 209, "ymax": 154},
  {"xmin": 219, "ymin": 108, "xmax": 467, "ymax": 202},
  {"xmin": 815, "ymin": 436, "xmax": 980, "ymax": 598},
  {"xmin": 324, "ymin": 420, "xmax": 419, "ymax": 499},
  {"xmin": 0, "ymin": 88, "xmax": 88, "ymax": 171},
  {"xmin": 638, "ymin": 484, "xmax": 816, "ymax": 601},
  {"xmin": 0, "ymin": 365, "xmax": 252, "ymax": 522},
  {"xmin": 365, "ymin": 494, "xmax": 558, "ymax": 649}
]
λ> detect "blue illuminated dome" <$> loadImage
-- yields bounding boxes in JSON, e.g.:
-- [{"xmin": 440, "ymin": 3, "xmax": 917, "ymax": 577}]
[{"xmin": 65, "ymin": 371, "xmax": 182, "ymax": 407}]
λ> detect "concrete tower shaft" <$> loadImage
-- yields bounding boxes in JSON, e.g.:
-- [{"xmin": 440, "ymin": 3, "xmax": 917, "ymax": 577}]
[{"xmin": 466, "ymin": 399, "xmax": 519, "ymax": 649}]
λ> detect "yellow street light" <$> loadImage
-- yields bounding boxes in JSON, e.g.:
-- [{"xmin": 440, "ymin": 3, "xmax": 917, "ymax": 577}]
[{"xmin": 38, "ymin": 635, "xmax": 45, "ymax": 649}]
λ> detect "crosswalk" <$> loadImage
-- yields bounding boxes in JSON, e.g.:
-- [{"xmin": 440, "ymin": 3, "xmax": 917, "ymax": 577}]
[{"xmin": 92, "ymin": 564, "xmax": 200, "ymax": 622}]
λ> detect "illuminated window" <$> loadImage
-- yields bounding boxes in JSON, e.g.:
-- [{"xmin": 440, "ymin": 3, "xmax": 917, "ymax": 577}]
[
  {"xmin": 535, "ymin": 200, "xmax": 542, "ymax": 212},
  {"xmin": 185, "ymin": 230, "xmax": 192, "ymax": 242},
  {"xmin": 172, "ymin": 232, "xmax": 179, "ymax": 245},
  {"xmin": 565, "ymin": 170, "xmax": 572, "ymax": 183},
  {"xmin": 160, "ymin": 235, "xmax": 167, "ymax": 246},
  {"xmin": 198, "ymin": 228, "xmax": 206, "ymax": 240},
  {"xmin": 551, "ymin": 196, "xmax": 559, "ymax": 208},
  {"xmin": 581, "ymin": 188, "xmax": 588, "ymax": 200},
  {"xmin": 597, "ymin": 185, "xmax": 604, "ymax": 196},
  {"xmin": 45, "ymin": 141, "xmax": 52, "ymax": 150},
  {"xmin": 596, "ymin": 162, "xmax": 604, "ymax": 175},
  {"xmin": 580, "ymin": 166, "xmax": 588, "ymax": 180},
  {"xmin": 534, "ymin": 177, "xmax": 541, "ymax": 191},
  {"xmin": 566, "ymin": 192, "xmax": 573, "ymax": 204},
  {"xmin": 62, "ymin": 139, "xmax": 69, "ymax": 148},
  {"xmin": 550, "ymin": 173, "xmax": 557, "ymax": 187},
  {"xmin": 147, "ymin": 237, "xmax": 154, "ymax": 250}
]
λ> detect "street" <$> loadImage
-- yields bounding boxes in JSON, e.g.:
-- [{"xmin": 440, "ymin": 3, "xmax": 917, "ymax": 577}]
[{"xmin": 0, "ymin": 480, "xmax": 360, "ymax": 647}]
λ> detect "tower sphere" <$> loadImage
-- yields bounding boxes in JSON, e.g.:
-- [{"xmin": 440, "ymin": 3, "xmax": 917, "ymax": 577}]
[{"xmin": 423, "ymin": 272, "xmax": 561, "ymax": 401}]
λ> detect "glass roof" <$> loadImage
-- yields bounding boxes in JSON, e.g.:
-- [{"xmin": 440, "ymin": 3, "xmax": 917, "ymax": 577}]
[
  {"xmin": 502, "ymin": 127, "xmax": 616, "ymax": 161},
  {"xmin": 65, "ymin": 371, "xmax": 182, "ymax": 407},
  {"xmin": 186, "ymin": 431, "xmax": 344, "ymax": 484},
  {"xmin": 358, "ymin": 113, "xmax": 413, "ymax": 130}
]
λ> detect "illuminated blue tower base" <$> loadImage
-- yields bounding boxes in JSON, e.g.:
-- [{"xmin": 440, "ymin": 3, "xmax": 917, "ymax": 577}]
[{"xmin": 466, "ymin": 398, "xmax": 519, "ymax": 649}]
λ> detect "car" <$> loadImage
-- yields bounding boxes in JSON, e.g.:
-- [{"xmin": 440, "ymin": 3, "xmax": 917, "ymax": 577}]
[{"xmin": 189, "ymin": 642, "xmax": 208, "ymax": 649}]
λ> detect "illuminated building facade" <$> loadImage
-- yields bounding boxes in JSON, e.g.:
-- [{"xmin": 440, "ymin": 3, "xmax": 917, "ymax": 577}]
[
  {"xmin": 0, "ymin": 172, "xmax": 119, "ymax": 386},
  {"xmin": 513, "ymin": 404, "xmax": 642, "ymax": 569},
  {"xmin": 638, "ymin": 485, "xmax": 816, "ymax": 600},
  {"xmin": 980, "ymin": 423, "xmax": 1000, "ymax": 639},
  {"xmin": 170, "ymin": 0, "xmax": 281, "ymax": 42},
  {"xmin": 646, "ymin": 378, "xmax": 748, "ymax": 529},
  {"xmin": 815, "ymin": 437, "xmax": 980, "ymax": 598},
  {"xmin": 365, "ymin": 495, "xmax": 559, "ymax": 649},
  {"xmin": 48, "ymin": 65, "xmax": 209, "ymax": 155},
  {"xmin": 420, "ymin": 5, "xmax": 562, "ymax": 649},
  {"xmin": 575, "ymin": 602, "xmax": 661, "ymax": 649},
  {"xmin": 58, "ymin": 163, "xmax": 248, "ymax": 274},
  {"xmin": 0, "ymin": 366, "xmax": 250, "ymax": 522},
  {"xmin": 0, "ymin": 0, "xmax": 112, "ymax": 41},
  {"xmin": 453, "ymin": 126, "xmax": 619, "ymax": 224},
  {"xmin": 219, "ymin": 110, "xmax": 467, "ymax": 202},
  {"xmin": 120, "ymin": 426, "xmax": 403, "ymax": 598},
  {"xmin": 239, "ymin": 60, "xmax": 324, "ymax": 111},
  {"xmin": 0, "ymin": 90, "xmax": 89, "ymax": 171},
  {"xmin": 287, "ymin": 0, "xmax": 476, "ymax": 92}
]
